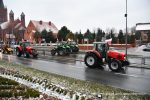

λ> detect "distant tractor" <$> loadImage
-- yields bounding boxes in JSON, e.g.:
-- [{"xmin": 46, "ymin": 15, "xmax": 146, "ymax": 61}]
[
  {"xmin": 16, "ymin": 42, "xmax": 38, "ymax": 58},
  {"xmin": 84, "ymin": 42, "xmax": 130, "ymax": 71},
  {"xmin": 2, "ymin": 44, "xmax": 13, "ymax": 54},
  {"xmin": 67, "ymin": 41, "xmax": 79, "ymax": 53},
  {"xmin": 51, "ymin": 42, "xmax": 70, "ymax": 56}
]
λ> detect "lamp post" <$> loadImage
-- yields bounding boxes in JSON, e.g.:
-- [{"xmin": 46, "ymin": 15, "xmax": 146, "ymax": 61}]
[{"xmin": 125, "ymin": 0, "xmax": 128, "ymax": 59}]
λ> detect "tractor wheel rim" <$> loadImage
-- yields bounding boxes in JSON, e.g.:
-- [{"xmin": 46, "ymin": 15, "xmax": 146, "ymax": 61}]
[
  {"xmin": 87, "ymin": 57, "xmax": 95, "ymax": 66},
  {"xmin": 111, "ymin": 62, "xmax": 118, "ymax": 70}
]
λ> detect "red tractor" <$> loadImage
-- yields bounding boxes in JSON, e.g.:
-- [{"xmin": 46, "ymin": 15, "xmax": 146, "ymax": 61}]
[
  {"xmin": 84, "ymin": 42, "xmax": 130, "ymax": 71},
  {"xmin": 16, "ymin": 42, "xmax": 38, "ymax": 58}
]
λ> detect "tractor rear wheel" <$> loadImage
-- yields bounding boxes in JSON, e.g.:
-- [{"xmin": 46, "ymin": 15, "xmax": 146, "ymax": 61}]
[
  {"xmin": 84, "ymin": 53, "xmax": 99, "ymax": 68},
  {"xmin": 16, "ymin": 48, "xmax": 22, "ymax": 57},
  {"xmin": 108, "ymin": 59, "xmax": 122, "ymax": 71}
]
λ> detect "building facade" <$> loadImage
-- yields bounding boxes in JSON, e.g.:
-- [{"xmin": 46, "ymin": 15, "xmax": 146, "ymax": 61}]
[
  {"xmin": 136, "ymin": 23, "xmax": 150, "ymax": 43},
  {"xmin": 0, "ymin": 10, "xmax": 26, "ymax": 44},
  {"xmin": 0, "ymin": 0, "xmax": 7, "ymax": 24},
  {"xmin": 24, "ymin": 20, "xmax": 58, "ymax": 43}
]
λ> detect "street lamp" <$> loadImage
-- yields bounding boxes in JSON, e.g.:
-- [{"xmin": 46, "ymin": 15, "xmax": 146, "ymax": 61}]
[{"xmin": 125, "ymin": 0, "xmax": 128, "ymax": 59}]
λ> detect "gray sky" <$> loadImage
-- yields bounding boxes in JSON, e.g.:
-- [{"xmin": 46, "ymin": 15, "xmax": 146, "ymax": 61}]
[{"xmin": 4, "ymin": 0, "xmax": 150, "ymax": 33}]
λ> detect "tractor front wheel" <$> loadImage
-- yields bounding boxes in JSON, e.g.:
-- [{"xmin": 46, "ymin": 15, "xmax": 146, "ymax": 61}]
[
  {"xmin": 108, "ymin": 59, "xmax": 122, "ymax": 72},
  {"xmin": 23, "ymin": 52, "xmax": 30, "ymax": 58},
  {"xmin": 84, "ymin": 53, "xmax": 98, "ymax": 68},
  {"xmin": 51, "ymin": 49, "xmax": 56, "ymax": 56}
]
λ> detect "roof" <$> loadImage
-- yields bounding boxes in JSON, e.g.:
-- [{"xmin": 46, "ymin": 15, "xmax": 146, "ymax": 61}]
[
  {"xmin": 31, "ymin": 20, "xmax": 58, "ymax": 33},
  {"xmin": 21, "ymin": 12, "xmax": 25, "ymax": 16},
  {"xmin": 136, "ymin": 23, "xmax": 150, "ymax": 31},
  {"xmin": 93, "ymin": 42, "xmax": 106, "ymax": 44},
  {"xmin": 0, "ymin": 0, "xmax": 4, "ymax": 8},
  {"xmin": 9, "ymin": 10, "xmax": 14, "ymax": 14},
  {"xmin": 0, "ymin": 21, "xmax": 10, "ymax": 29}
]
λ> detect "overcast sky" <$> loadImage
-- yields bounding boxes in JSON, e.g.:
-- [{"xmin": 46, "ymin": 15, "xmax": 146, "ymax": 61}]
[{"xmin": 4, "ymin": 0, "xmax": 150, "ymax": 33}]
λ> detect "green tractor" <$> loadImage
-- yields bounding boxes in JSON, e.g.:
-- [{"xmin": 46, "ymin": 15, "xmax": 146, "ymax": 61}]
[
  {"xmin": 66, "ymin": 41, "xmax": 79, "ymax": 53},
  {"xmin": 51, "ymin": 42, "xmax": 71, "ymax": 56}
]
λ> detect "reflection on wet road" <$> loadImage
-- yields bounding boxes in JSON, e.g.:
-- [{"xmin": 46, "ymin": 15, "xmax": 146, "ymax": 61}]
[{"xmin": 1, "ymin": 53, "xmax": 150, "ymax": 94}]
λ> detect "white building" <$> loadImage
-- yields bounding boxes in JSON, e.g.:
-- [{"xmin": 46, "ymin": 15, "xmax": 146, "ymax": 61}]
[{"xmin": 136, "ymin": 23, "xmax": 150, "ymax": 43}]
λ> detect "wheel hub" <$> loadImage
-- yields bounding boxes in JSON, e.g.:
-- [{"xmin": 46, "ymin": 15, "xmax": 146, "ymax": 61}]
[
  {"xmin": 111, "ymin": 62, "xmax": 118, "ymax": 70},
  {"xmin": 87, "ymin": 56, "xmax": 95, "ymax": 66}
]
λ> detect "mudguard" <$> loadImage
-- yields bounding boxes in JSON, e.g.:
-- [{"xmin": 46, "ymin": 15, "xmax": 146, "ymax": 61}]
[
  {"xmin": 86, "ymin": 50, "xmax": 102, "ymax": 58},
  {"xmin": 17, "ymin": 46, "xmax": 23, "ymax": 51},
  {"xmin": 26, "ymin": 46, "xmax": 33, "ymax": 54}
]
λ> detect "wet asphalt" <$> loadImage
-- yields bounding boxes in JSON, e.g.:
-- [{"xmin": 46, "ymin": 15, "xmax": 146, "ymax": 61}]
[{"xmin": 0, "ymin": 53, "xmax": 150, "ymax": 94}]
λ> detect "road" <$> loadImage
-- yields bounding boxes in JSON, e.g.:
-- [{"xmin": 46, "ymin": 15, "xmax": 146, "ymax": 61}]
[{"xmin": 1, "ymin": 53, "xmax": 150, "ymax": 94}]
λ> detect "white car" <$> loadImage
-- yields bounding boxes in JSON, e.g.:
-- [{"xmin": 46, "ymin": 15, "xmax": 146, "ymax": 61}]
[{"xmin": 143, "ymin": 43, "xmax": 150, "ymax": 51}]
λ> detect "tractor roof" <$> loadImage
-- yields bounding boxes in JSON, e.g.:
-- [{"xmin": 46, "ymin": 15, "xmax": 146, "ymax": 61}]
[{"xmin": 93, "ymin": 42, "xmax": 106, "ymax": 44}]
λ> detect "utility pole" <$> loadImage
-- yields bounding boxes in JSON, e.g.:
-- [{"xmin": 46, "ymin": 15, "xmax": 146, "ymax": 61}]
[{"xmin": 125, "ymin": 0, "xmax": 128, "ymax": 59}]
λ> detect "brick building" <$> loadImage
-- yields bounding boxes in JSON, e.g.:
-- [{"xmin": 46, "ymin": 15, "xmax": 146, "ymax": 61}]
[
  {"xmin": 0, "ymin": 0, "xmax": 7, "ymax": 24},
  {"xmin": 24, "ymin": 20, "xmax": 58, "ymax": 43},
  {"xmin": 0, "ymin": 10, "xmax": 26, "ymax": 44}
]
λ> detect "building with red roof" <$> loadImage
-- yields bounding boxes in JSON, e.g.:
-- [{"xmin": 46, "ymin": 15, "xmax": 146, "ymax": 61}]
[{"xmin": 24, "ymin": 20, "xmax": 58, "ymax": 43}]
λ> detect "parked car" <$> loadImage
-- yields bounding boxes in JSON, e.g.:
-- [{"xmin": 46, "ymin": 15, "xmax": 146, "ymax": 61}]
[{"xmin": 143, "ymin": 43, "xmax": 150, "ymax": 51}]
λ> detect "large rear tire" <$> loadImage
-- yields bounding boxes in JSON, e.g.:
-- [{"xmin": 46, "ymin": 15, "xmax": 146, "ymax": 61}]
[
  {"xmin": 108, "ymin": 59, "xmax": 122, "ymax": 72},
  {"xmin": 84, "ymin": 53, "xmax": 99, "ymax": 68},
  {"xmin": 16, "ymin": 48, "xmax": 22, "ymax": 57}
]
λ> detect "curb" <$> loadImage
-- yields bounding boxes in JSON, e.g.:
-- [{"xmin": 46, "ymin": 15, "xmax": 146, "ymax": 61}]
[{"xmin": 128, "ymin": 64, "xmax": 150, "ymax": 69}]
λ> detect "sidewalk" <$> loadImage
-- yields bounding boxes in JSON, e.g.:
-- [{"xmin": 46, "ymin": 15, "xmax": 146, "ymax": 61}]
[{"xmin": 129, "ymin": 63, "xmax": 150, "ymax": 69}]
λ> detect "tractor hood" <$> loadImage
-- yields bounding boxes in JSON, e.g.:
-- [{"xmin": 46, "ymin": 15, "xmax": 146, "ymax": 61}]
[{"xmin": 107, "ymin": 50, "xmax": 125, "ymax": 61}]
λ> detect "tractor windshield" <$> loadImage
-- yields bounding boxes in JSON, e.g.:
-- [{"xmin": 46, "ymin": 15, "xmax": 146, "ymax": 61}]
[
  {"xmin": 94, "ymin": 43, "xmax": 109, "ymax": 58},
  {"xmin": 23, "ymin": 42, "xmax": 30, "ymax": 47}
]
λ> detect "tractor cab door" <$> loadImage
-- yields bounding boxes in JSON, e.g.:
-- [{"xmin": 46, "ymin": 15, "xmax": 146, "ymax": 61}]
[{"xmin": 96, "ymin": 43, "xmax": 108, "ymax": 58}]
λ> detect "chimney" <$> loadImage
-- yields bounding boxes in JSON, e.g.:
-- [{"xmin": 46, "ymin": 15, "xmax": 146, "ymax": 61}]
[
  {"xmin": 39, "ymin": 20, "xmax": 42, "ymax": 25},
  {"xmin": 49, "ymin": 21, "xmax": 51, "ymax": 26}
]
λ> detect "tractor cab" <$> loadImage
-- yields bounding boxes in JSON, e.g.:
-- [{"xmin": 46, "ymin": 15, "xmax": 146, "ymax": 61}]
[
  {"xmin": 19, "ymin": 42, "xmax": 31, "ymax": 51},
  {"xmin": 93, "ymin": 42, "xmax": 109, "ymax": 58}
]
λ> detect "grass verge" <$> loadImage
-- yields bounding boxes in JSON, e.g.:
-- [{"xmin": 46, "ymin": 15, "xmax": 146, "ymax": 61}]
[{"xmin": 0, "ymin": 60, "xmax": 150, "ymax": 100}]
